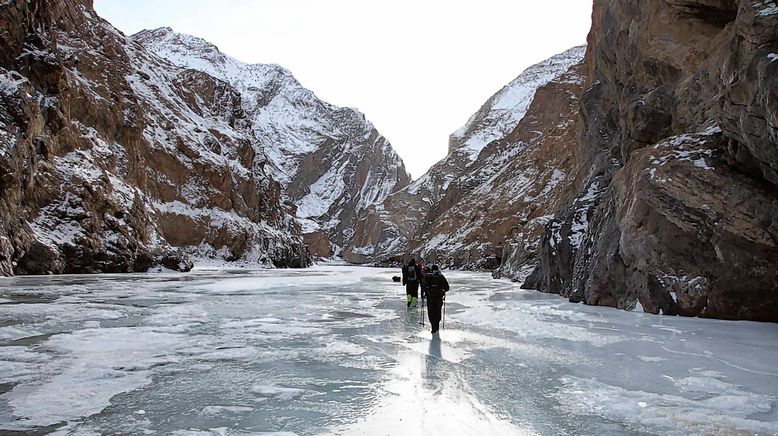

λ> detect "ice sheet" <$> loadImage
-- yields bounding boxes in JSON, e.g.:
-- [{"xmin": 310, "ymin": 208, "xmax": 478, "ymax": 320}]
[{"xmin": 1, "ymin": 266, "xmax": 776, "ymax": 435}]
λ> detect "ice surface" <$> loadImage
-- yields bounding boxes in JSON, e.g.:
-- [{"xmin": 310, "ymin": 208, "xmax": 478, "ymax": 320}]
[{"xmin": 1, "ymin": 267, "xmax": 777, "ymax": 435}]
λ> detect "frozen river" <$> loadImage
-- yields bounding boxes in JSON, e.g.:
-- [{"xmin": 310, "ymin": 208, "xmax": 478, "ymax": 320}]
[{"xmin": 1, "ymin": 266, "xmax": 777, "ymax": 435}]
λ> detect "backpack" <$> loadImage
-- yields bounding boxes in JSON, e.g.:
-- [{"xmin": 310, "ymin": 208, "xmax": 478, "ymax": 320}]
[
  {"xmin": 406, "ymin": 266, "xmax": 417, "ymax": 282},
  {"xmin": 426, "ymin": 273, "xmax": 445, "ymax": 298}
]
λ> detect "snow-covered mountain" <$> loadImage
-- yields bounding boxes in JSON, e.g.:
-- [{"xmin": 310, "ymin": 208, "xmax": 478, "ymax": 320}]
[
  {"xmin": 450, "ymin": 46, "xmax": 587, "ymax": 161},
  {"xmin": 134, "ymin": 28, "xmax": 411, "ymax": 257},
  {"xmin": 0, "ymin": 0, "xmax": 309, "ymax": 273},
  {"xmin": 342, "ymin": 46, "xmax": 586, "ymax": 266}
]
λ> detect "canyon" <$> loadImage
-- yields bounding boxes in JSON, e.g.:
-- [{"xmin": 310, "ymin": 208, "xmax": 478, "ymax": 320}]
[{"xmin": 1, "ymin": 0, "xmax": 776, "ymax": 321}]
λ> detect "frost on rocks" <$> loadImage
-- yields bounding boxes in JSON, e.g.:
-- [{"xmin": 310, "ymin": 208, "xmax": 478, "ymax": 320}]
[
  {"xmin": 0, "ymin": 70, "xmax": 31, "ymax": 154},
  {"xmin": 546, "ymin": 177, "xmax": 602, "ymax": 254},
  {"xmin": 646, "ymin": 127, "xmax": 722, "ymax": 183},
  {"xmin": 568, "ymin": 181, "xmax": 601, "ymax": 249},
  {"xmin": 296, "ymin": 164, "xmax": 348, "ymax": 220},
  {"xmin": 539, "ymin": 169, "xmax": 566, "ymax": 198},
  {"xmin": 753, "ymin": 0, "xmax": 778, "ymax": 16}
]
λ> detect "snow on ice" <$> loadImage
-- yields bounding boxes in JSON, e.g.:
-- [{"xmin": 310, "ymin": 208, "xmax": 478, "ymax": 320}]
[{"xmin": 1, "ymin": 266, "xmax": 777, "ymax": 435}]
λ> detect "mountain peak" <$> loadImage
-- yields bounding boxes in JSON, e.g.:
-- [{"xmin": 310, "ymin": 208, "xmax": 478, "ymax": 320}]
[
  {"xmin": 134, "ymin": 27, "xmax": 225, "ymax": 64},
  {"xmin": 133, "ymin": 27, "xmax": 302, "ymax": 99},
  {"xmin": 450, "ymin": 45, "xmax": 587, "ymax": 160}
]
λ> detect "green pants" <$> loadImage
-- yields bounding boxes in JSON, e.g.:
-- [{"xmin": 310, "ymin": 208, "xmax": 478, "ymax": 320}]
[{"xmin": 406, "ymin": 282, "xmax": 419, "ymax": 307}]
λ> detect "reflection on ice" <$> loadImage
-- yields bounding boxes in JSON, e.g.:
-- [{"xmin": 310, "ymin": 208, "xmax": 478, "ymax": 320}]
[
  {"xmin": 330, "ymin": 335, "xmax": 533, "ymax": 436},
  {"xmin": 0, "ymin": 266, "xmax": 776, "ymax": 435}
]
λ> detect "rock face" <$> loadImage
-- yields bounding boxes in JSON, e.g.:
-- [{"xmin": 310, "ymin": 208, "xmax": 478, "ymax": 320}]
[
  {"xmin": 343, "ymin": 47, "xmax": 587, "ymax": 268},
  {"xmin": 134, "ymin": 28, "xmax": 411, "ymax": 258},
  {"xmin": 0, "ymin": 0, "xmax": 309, "ymax": 275},
  {"xmin": 527, "ymin": 0, "xmax": 778, "ymax": 321}
]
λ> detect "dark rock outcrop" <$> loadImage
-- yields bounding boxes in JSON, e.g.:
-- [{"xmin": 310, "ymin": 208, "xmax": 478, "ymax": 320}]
[{"xmin": 529, "ymin": 0, "xmax": 778, "ymax": 321}]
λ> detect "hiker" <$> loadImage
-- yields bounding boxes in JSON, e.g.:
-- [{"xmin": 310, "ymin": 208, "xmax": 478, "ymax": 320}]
[
  {"xmin": 424, "ymin": 265, "xmax": 449, "ymax": 334},
  {"xmin": 402, "ymin": 258, "xmax": 423, "ymax": 308},
  {"xmin": 420, "ymin": 265, "xmax": 432, "ymax": 299}
]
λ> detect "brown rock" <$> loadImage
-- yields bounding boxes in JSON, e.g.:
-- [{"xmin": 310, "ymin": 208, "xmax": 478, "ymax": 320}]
[
  {"xmin": 530, "ymin": 0, "xmax": 778, "ymax": 321},
  {"xmin": 303, "ymin": 231, "xmax": 333, "ymax": 259},
  {"xmin": 0, "ymin": 0, "xmax": 309, "ymax": 275}
]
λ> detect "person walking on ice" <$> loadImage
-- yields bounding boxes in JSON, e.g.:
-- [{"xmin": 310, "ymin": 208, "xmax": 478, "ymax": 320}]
[
  {"xmin": 424, "ymin": 265, "xmax": 449, "ymax": 334},
  {"xmin": 402, "ymin": 258, "xmax": 423, "ymax": 308}
]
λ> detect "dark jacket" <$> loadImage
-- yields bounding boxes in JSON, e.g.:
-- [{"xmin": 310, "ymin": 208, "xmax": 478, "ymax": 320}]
[
  {"xmin": 402, "ymin": 263, "xmax": 423, "ymax": 285},
  {"xmin": 420, "ymin": 267, "xmax": 432, "ymax": 292},
  {"xmin": 424, "ymin": 271, "xmax": 449, "ymax": 298}
]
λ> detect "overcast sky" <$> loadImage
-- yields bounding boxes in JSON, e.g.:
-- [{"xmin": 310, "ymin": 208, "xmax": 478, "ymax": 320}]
[{"xmin": 94, "ymin": 0, "xmax": 593, "ymax": 178}]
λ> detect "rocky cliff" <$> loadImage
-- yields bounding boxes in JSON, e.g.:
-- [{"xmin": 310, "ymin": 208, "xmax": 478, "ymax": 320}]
[
  {"xmin": 134, "ymin": 28, "xmax": 411, "ymax": 259},
  {"xmin": 343, "ymin": 47, "xmax": 587, "ymax": 267},
  {"xmin": 0, "ymin": 0, "xmax": 309, "ymax": 274},
  {"xmin": 525, "ymin": 0, "xmax": 778, "ymax": 321}
]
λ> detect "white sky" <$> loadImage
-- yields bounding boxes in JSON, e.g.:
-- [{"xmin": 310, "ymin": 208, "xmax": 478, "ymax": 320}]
[{"xmin": 94, "ymin": 0, "xmax": 593, "ymax": 178}]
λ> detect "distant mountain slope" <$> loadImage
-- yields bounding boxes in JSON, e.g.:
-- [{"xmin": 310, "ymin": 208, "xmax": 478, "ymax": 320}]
[
  {"xmin": 135, "ymin": 28, "xmax": 411, "ymax": 257},
  {"xmin": 342, "ymin": 46, "xmax": 586, "ymax": 266},
  {"xmin": 0, "ymin": 0, "xmax": 307, "ymax": 274}
]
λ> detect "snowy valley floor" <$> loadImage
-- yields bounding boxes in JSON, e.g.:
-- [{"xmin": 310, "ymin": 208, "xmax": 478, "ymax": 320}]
[{"xmin": 0, "ymin": 266, "xmax": 777, "ymax": 435}]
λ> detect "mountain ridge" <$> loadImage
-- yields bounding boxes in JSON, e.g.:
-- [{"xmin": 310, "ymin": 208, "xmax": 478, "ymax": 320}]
[{"xmin": 135, "ymin": 27, "xmax": 411, "ymax": 257}]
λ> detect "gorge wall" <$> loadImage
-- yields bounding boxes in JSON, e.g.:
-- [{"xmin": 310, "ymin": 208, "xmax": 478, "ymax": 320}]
[
  {"xmin": 525, "ymin": 0, "xmax": 778, "ymax": 321},
  {"xmin": 0, "ymin": 0, "xmax": 299, "ymax": 274},
  {"xmin": 134, "ymin": 29, "xmax": 410, "ymax": 259}
]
